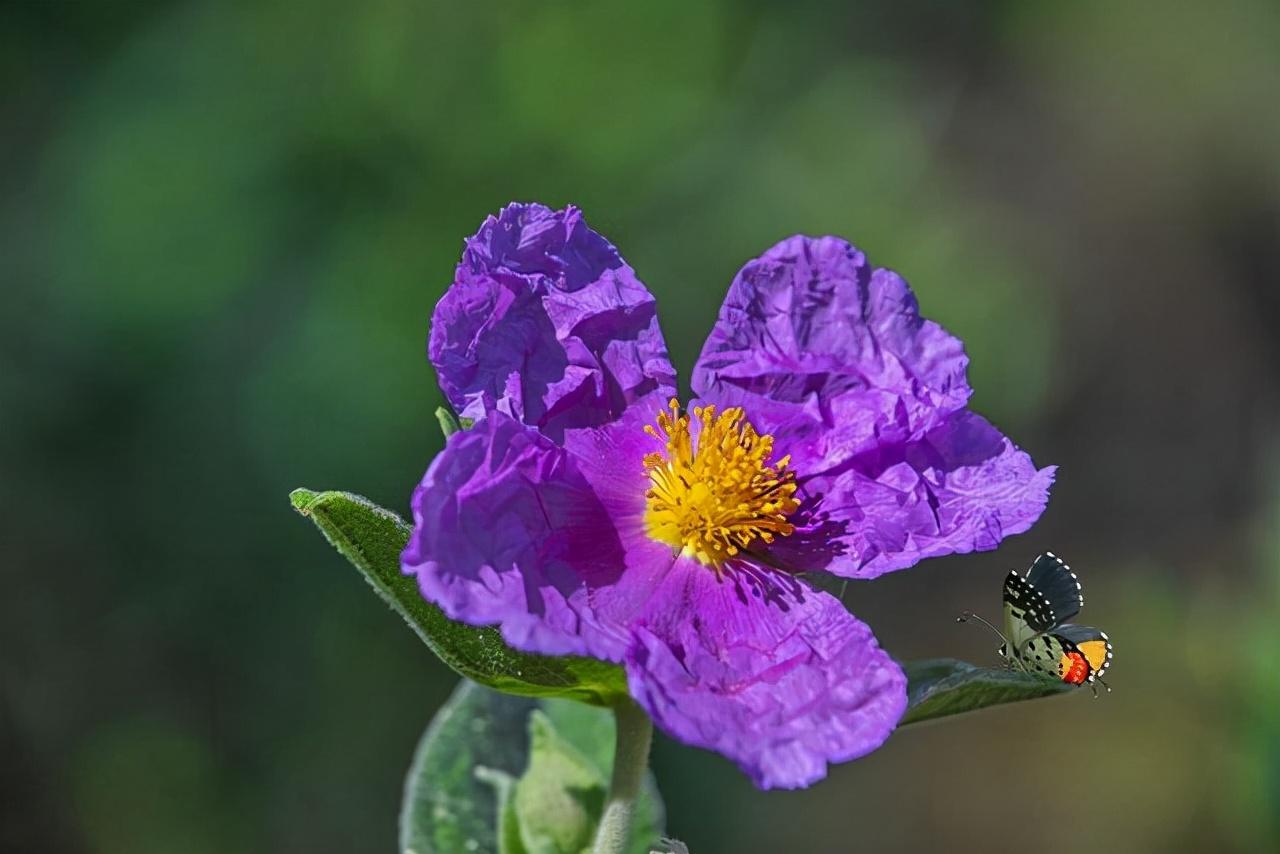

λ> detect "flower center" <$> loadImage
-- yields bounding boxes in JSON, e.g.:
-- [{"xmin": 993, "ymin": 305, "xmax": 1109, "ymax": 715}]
[{"xmin": 642, "ymin": 398, "xmax": 800, "ymax": 570}]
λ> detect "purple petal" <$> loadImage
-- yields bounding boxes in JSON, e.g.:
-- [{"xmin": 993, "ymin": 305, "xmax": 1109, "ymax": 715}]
[
  {"xmin": 768, "ymin": 412, "xmax": 1055, "ymax": 579},
  {"xmin": 429, "ymin": 203, "xmax": 676, "ymax": 441},
  {"xmin": 690, "ymin": 234, "xmax": 1051, "ymax": 577},
  {"xmin": 623, "ymin": 559, "xmax": 907, "ymax": 789},
  {"xmin": 557, "ymin": 390, "xmax": 688, "ymax": 629},
  {"xmin": 402, "ymin": 409, "xmax": 676, "ymax": 661},
  {"xmin": 692, "ymin": 236, "xmax": 971, "ymax": 474}
]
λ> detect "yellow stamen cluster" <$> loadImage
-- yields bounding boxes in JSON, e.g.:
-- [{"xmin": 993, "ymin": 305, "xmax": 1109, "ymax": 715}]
[{"xmin": 643, "ymin": 398, "xmax": 799, "ymax": 571}]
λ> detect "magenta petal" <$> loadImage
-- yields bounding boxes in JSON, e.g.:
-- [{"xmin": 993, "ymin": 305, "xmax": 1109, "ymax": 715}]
[
  {"xmin": 403, "ymin": 412, "xmax": 632, "ymax": 660},
  {"xmin": 769, "ymin": 412, "xmax": 1056, "ymax": 579},
  {"xmin": 558, "ymin": 392, "xmax": 687, "ymax": 630},
  {"xmin": 691, "ymin": 234, "xmax": 1052, "ymax": 578},
  {"xmin": 692, "ymin": 235, "xmax": 971, "ymax": 471},
  {"xmin": 623, "ymin": 560, "xmax": 907, "ymax": 790},
  {"xmin": 429, "ymin": 203, "xmax": 677, "ymax": 440}
]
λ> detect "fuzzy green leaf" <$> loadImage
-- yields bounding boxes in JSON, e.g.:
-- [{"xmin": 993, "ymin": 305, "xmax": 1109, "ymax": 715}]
[
  {"xmin": 899, "ymin": 657, "xmax": 1075, "ymax": 726},
  {"xmin": 401, "ymin": 681, "xmax": 664, "ymax": 854},
  {"xmin": 289, "ymin": 488, "xmax": 629, "ymax": 706}
]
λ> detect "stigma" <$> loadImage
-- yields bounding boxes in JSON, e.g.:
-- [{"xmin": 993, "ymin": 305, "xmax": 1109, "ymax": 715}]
[{"xmin": 642, "ymin": 398, "xmax": 799, "ymax": 571}]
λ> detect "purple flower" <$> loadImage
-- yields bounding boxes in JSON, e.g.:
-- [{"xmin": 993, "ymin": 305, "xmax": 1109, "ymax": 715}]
[{"xmin": 404, "ymin": 203, "xmax": 1055, "ymax": 789}]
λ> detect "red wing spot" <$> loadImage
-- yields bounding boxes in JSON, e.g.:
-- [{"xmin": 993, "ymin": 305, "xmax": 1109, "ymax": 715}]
[{"xmin": 1061, "ymin": 651, "xmax": 1089, "ymax": 685}]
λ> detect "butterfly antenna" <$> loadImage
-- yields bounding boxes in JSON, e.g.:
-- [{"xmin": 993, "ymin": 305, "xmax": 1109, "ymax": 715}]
[{"xmin": 956, "ymin": 610, "xmax": 1010, "ymax": 646}]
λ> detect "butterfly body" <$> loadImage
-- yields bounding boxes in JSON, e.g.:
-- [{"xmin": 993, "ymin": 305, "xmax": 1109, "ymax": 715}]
[{"xmin": 965, "ymin": 552, "xmax": 1112, "ymax": 693}]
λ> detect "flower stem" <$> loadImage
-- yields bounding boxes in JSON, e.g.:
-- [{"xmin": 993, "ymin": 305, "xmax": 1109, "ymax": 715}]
[{"xmin": 592, "ymin": 698, "xmax": 654, "ymax": 854}]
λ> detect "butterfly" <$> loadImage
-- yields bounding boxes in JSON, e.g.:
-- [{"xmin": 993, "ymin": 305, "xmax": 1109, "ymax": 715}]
[{"xmin": 959, "ymin": 552, "xmax": 1113, "ymax": 695}]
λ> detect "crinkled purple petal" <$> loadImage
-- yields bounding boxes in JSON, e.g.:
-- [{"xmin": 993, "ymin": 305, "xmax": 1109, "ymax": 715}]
[
  {"xmin": 690, "ymin": 234, "xmax": 1051, "ymax": 577},
  {"xmin": 692, "ymin": 235, "xmax": 971, "ymax": 475},
  {"xmin": 402, "ymin": 413, "xmax": 617, "ymax": 660},
  {"xmin": 402, "ymin": 408, "xmax": 677, "ymax": 661},
  {"xmin": 767, "ymin": 412, "xmax": 1055, "ymax": 579},
  {"xmin": 623, "ymin": 559, "xmax": 907, "ymax": 789},
  {"xmin": 429, "ymin": 203, "xmax": 676, "ymax": 441}
]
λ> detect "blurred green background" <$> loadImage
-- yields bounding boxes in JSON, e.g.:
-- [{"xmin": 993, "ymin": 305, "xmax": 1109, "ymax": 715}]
[{"xmin": 4, "ymin": 1, "xmax": 1278, "ymax": 851}]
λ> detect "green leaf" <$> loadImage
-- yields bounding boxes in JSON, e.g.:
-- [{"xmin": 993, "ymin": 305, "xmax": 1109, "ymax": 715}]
[
  {"xmin": 401, "ymin": 680, "xmax": 664, "ymax": 854},
  {"xmin": 512, "ymin": 711, "xmax": 606, "ymax": 853},
  {"xmin": 289, "ymin": 488, "xmax": 629, "ymax": 706},
  {"xmin": 434, "ymin": 406, "xmax": 476, "ymax": 438},
  {"xmin": 435, "ymin": 406, "xmax": 463, "ymax": 438},
  {"xmin": 899, "ymin": 657, "xmax": 1074, "ymax": 726},
  {"xmin": 474, "ymin": 766, "xmax": 528, "ymax": 854}
]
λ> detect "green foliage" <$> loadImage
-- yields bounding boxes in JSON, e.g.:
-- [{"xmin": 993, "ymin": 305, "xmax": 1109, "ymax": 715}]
[
  {"xmin": 434, "ymin": 407, "xmax": 473, "ymax": 438},
  {"xmin": 289, "ymin": 488, "xmax": 629, "ymax": 706},
  {"xmin": 899, "ymin": 658, "xmax": 1074, "ymax": 727},
  {"xmin": 434, "ymin": 407, "xmax": 463, "ymax": 438},
  {"xmin": 401, "ymin": 681, "xmax": 664, "ymax": 854},
  {"xmin": 512, "ymin": 712, "xmax": 606, "ymax": 853}
]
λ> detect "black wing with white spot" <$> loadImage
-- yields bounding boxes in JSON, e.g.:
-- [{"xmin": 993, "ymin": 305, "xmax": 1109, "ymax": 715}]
[
  {"xmin": 1002, "ymin": 570, "xmax": 1056, "ymax": 651},
  {"xmin": 1025, "ymin": 552, "xmax": 1083, "ymax": 626}
]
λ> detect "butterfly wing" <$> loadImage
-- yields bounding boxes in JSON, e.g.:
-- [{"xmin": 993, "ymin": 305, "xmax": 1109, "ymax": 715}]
[
  {"xmin": 1053, "ymin": 624, "xmax": 1113, "ymax": 678},
  {"xmin": 1012, "ymin": 631, "xmax": 1076, "ymax": 679},
  {"xmin": 1014, "ymin": 632, "xmax": 1103, "ymax": 685},
  {"xmin": 1002, "ymin": 570, "xmax": 1056, "ymax": 653},
  {"xmin": 1025, "ymin": 552, "xmax": 1083, "ymax": 626}
]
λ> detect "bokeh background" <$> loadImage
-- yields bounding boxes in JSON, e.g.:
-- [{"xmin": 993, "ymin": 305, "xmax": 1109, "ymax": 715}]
[{"xmin": 4, "ymin": 1, "xmax": 1279, "ymax": 851}]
